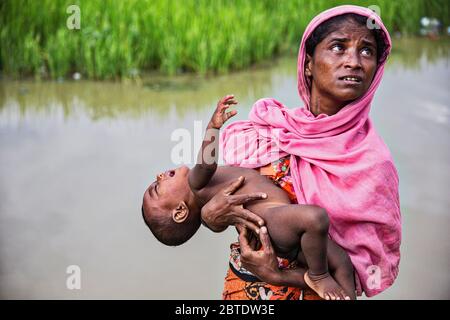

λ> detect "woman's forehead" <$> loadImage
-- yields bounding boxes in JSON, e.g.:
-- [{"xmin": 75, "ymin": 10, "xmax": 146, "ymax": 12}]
[{"xmin": 322, "ymin": 25, "xmax": 376, "ymax": 44}]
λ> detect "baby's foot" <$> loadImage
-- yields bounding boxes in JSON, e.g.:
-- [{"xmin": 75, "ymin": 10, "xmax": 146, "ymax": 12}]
[{"xmin": 304, "ymin": 270, "xmax": 350, "ymax": 300}]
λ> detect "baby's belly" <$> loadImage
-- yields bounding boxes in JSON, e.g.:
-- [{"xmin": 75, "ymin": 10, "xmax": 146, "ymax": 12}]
[{"xmin": 240, "ymin": 177, "xmax": 292, "ymax": 215}]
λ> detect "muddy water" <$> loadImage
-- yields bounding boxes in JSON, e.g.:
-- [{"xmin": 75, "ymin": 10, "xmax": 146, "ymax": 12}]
[{"xmin": 0, "ymin": 38, "xmax": 449, "ymax": 299}]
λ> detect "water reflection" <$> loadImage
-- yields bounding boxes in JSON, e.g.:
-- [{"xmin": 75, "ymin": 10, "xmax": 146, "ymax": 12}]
[
  {"xmin": 1, "ymin": 38, "xmax": 448, "ymax": 121},
  {"xmin": 388, "ymin": 37, "xmax": 450, "ymax": 70},
  {"xmin": 0, "ymin": 64, "xmax": 279, "ymax": 121}
]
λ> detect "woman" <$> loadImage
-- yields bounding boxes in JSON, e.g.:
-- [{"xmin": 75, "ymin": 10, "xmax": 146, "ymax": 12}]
[{"xmin": 201, "ymin": 5, "xmax": 401, "ymax": 299}]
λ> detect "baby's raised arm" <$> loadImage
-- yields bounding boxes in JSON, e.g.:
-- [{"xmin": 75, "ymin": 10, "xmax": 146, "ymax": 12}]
[{"xmin": 188, "ymin": 95, "xmax": 237, "ymax": 191}]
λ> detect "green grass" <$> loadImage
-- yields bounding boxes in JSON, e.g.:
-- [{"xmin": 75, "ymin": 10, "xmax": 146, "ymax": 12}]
[{"xmin": 1, "ymin": 0, "xmax": 449, "ymax": 79}]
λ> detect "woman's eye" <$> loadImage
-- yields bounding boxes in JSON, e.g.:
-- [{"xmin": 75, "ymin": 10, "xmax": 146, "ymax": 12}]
[
  {"xmin": 361, "ymin": 47, "xmax": 373, "ymax": 56},
  {"xmin": 331, "ymin": 44, "xmax": 343, "ymax": 52}
]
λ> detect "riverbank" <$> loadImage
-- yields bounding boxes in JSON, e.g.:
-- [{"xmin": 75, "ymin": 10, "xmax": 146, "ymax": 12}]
[{"xmin": 1, "ymin": 0, "xmax": 449, "ymax": 79}]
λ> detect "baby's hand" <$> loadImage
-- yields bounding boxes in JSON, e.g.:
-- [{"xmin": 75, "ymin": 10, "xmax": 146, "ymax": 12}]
[{"xmin": 209, "ymin": 94, "xmax": 238, "ymax": 129}]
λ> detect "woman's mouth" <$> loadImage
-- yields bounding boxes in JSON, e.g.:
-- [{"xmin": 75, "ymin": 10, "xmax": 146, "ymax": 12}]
[{"xmin": 338, "ymin": 75, "xmax": 362, "ymax": 85}]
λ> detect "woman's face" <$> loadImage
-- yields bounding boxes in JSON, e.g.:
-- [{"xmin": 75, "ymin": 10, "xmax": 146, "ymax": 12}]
[{"xmin": 305, "ymin": 20, "xmax": 378, "ymax": 104}]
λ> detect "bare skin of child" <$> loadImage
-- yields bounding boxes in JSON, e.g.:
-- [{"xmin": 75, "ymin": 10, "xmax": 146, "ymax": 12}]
[{"xmin": 142, "ymin": 95, "xmax": 356, "ymax": 300}]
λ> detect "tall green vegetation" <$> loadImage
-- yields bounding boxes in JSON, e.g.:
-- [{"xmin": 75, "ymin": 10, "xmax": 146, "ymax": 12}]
[{"xmin": 1, "ymin": 0, "xmax": 448, "ymax": 79}]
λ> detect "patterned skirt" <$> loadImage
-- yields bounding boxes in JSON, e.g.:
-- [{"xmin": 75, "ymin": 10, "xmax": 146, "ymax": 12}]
[{"xmin": 222, "ymin": 157, "xmax": 321, "ymax": 300}]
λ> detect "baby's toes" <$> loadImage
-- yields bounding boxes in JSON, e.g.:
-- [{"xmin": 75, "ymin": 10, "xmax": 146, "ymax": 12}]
[
  {"xmin": 342, "ymin": 291, "xmax": 351, "ymax": 301},
  {"xmin": 337, "ymin": 290, "xmax": 347, "ymax": 300}
]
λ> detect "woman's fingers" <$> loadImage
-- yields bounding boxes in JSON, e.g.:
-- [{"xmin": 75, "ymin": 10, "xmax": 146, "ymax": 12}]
[
  {"xmin": 258, "ymin": 227, "xmax": 274, "ymax": 254},
  {"xmin": 235, "ymin": 224, "xmax": 246, "ymax": 234},
  {"xmin": 234, "ymin": 217, "xmax": 260, "ymax": 235},
  {"xmin": 238, "ymin": 227, "xmax": 251, "ymax": 256},
  {"xmin": 228, "ymin": 193, "xmax": 267, "ymax": 205},
  {"xmin": 234, "ymin": 207, "xmax": 265, "ymax": 227},
  {"xmin": 223, "ymin": 176, "xmax": 245, "ymax": 195},
  {"xmin": 248, "ymin": 230, "xmax": 261, "ymax": 250},
  {"xmin": 222, "ymin": 178, "xmax": 267, "ymax": 202}
]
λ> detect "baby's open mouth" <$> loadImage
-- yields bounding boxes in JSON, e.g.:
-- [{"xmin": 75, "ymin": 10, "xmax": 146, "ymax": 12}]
[{"xmin": 165, "ymin": 170, "xmax": 175, "ymax": 177}]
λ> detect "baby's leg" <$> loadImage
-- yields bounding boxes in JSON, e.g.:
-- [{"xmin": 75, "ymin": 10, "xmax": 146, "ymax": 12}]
[
  {"xmin": 326, "ymin": 241, "xmax": 356, "ymax": 300},
  {"xmin": 297, "ymin": 239, "xmax": 356, "ymax": 300},
  {"xmin": 273, "ymin": 204, "xmax": 348, "ymax": 300}
]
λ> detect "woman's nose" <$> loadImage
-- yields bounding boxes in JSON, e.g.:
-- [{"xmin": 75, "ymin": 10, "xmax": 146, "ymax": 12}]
[{"xmin": 344, "ymin": 49, "xmax": 362, "ymax": 69}]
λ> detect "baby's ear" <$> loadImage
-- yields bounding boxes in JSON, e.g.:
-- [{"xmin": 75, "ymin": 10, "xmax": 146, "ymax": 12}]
[{"xmin": 172, "ymin": 201, "xmax": 189, "ymax": 223}]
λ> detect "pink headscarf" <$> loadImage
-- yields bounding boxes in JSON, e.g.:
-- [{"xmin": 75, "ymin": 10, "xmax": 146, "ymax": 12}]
[{"xmin": 220, "ymin": 5, "xmax": 401, "ymax": 297}]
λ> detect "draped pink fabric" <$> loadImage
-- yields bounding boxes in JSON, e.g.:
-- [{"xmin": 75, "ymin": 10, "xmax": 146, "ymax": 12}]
[{"xmin": 220, "ymin": 5, "xmax": 401, "ymax": 297}]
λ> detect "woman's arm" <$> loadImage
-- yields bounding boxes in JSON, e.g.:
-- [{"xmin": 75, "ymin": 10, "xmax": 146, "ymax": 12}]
[{"xmin": 239, "ymin": 226, "xmax": 308, "ymax": 289}]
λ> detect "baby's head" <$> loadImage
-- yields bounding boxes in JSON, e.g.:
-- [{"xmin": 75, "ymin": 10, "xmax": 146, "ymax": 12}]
[{"xmin": 141, "ymin": 166, "xmax": 201, "ymax": 246}]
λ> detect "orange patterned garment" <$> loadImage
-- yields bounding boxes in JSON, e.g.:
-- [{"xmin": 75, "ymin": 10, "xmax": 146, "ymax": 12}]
[{"xmin": 222, "ymin": 157, "xmax": 321, "ymax": 300}]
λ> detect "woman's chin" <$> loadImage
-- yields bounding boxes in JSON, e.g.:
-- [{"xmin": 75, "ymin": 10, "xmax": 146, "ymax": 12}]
[{"xmin": 335, "ymin": 91, "xmax": 365, "ymax": 104}]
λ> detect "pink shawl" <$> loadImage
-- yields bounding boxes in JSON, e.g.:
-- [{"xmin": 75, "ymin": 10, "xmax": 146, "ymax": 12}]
[{"xmin": 220, "ymin": 5, "xmax": 401, "ymax": 297}]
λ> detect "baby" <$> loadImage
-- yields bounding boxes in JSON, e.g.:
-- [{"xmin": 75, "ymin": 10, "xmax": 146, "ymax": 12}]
[{"xmin": 142, "ymin": 95, "xmax": 355, "ymax": 300}]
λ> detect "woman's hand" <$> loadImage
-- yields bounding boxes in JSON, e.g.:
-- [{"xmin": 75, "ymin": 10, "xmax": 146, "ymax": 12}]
[
  {"xmin": 239, "ymin": 226, "xmax": 283, "ymax": 285},
  {"xmin": 200, "ymin": 176, "xmax": 266, "ymax": 234}
]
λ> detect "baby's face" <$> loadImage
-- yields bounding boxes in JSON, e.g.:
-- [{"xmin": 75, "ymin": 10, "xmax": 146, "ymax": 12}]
[{"xmin": 142, "ymin": 166, "xmax": 191, "ymax": 214}]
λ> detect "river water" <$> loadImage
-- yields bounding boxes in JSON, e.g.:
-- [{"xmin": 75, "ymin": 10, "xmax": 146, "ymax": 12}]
[{"xmin": 0, "ymin": 38, "xmax": 449, "ymax": 299}]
